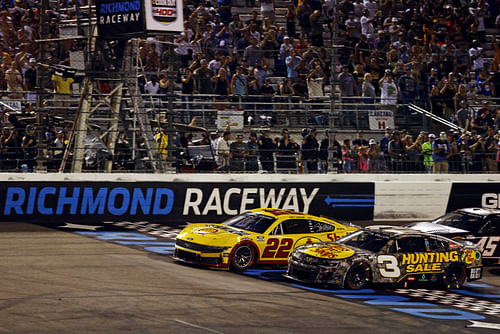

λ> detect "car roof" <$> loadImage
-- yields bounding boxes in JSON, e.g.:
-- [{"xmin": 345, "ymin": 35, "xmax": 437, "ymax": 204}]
[
  {"xmin": 455, "ymin": 207, "xmax": 500, "ymax": 216},
  {"xmin": 366, "ymin": 225, "xmax": 436, "ymax": 238},
  {"xmin": 250, "ymin": 208, "xmax": 337, "ymax": 223},
  {"xmin": 251, "ymin": 208, "xmax": 308, "ymax": 217}
]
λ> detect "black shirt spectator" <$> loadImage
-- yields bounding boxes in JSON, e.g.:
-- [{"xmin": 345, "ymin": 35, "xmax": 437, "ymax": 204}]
[
  {"xmin": 276, "ymin": 129, "xmax": 299, "ymax": 171},
  {"xmin": 301, "ymin": 128, "xmax": 319, "ymax": 173},
  {"xmin": 258, "ymin": 130, "xmax": 276, "ymax": 172}
]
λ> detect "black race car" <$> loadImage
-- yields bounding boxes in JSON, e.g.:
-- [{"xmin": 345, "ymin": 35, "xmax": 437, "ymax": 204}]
[{"xmin": 405, "ymin": 208, "xmax": 500, "ymax": 264}]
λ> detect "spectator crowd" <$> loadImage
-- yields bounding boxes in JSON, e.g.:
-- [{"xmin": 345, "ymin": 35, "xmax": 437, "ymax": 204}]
[{"xmin": 0, "ymin": 0, "xmax": 499, "ymax": 173}]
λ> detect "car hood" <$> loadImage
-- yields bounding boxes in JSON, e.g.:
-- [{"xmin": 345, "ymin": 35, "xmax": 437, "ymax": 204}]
[
  {"xmin": 176, "ymin": 223, "xmax": 251, "ymax": 245},
  {"xmin": 299, "ymin": 242, "xmax": 357, "ymax": 260},
  {"xmin": 405, "ymin": 222, "xmax": 470, "ymax": 235}
]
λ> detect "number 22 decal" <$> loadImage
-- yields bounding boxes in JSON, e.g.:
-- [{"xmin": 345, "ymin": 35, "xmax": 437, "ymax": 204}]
[
  {"xmin": 262, "ymin": 238, "xmax": 294, "ymax": 258},
  {"xmin": 377, "ymin": 255, "xmax": 401, "ymax": 278}
]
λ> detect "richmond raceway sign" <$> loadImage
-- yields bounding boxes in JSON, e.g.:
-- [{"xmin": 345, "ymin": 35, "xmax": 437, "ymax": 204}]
[{"xmin": 0, "ymin": 182, "xmax": 374, "ymax": 224}]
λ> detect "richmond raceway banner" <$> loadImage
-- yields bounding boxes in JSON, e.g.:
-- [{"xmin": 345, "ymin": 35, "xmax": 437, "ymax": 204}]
[
  {"xmin": 0, "ymin": 182, "xmax": 374, "ymax": 225},
  {"xmin": 446, "ymin": 183, "xmax": 500, "ymax": 212},
  {"xmin": 96, "ymin": 0, "xmax": 145, "ymax": 37}
]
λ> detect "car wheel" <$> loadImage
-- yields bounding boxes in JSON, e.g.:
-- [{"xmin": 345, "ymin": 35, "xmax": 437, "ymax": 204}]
[
  {"xmin": 442, "ymin": 263, "xmax": 466, "ymax": 289},
  {"xmin": 231, "ymin": 244, "xmax": 255, "ymax": 272},
  {"xmin": 345, "ymin": 262, "xmax": 371, "ymax": 290}
]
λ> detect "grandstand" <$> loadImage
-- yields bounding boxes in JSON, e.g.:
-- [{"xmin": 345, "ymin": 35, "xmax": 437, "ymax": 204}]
[{"xmin": 0, "ymin": 0, "xmax": 499, "ymax": 173}]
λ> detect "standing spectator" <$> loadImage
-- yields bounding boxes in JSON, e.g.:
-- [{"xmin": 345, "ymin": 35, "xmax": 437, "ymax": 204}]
[
  {"xmin": 476, "ymin": 68, "xmax": 493, "ymax": 97},
  {"xmin": 246, "ymin": 132, "xmax": 259, "ymax": 172},
  {"xmin": 432, "ymin": 132, "xmax": 451, "ymax": 174},
  {"xmin": 421, "ymin": 133, "xmax": 434, "ymax": 173},
  {"xmin": 447, "ymin": 132, "xmax": 462, "ymax": 173},
  {"xmin": 360, "ymin": 9, "xmax": 375, "ymax": 37},
  {"xmin": 21, "ymin": 124, "xmax": 37, "ymax": 172},
  {"xmin": 194, "ymin": 59, "xmax": 214, "ymax": 94},
  {"xmin": 484, "ymin": 127, "xmax": 497, "ymax": 172},
  {"xmin": 285, "ymin": 5, "xmax": 296, "ymax": 38},
  {"xmin": 338, "ymin": 65, "xmax": 358, "ymax": 126},
  {"xmin": 216, "ymin": 130, "xmax": 232, "ymax": 171},
  {"xmin": 260, "ymin": 0, "xmax": 275, "ymax": 22},
  {"xmin": 181, "ymin": 69, "xmax": 196, "ymax": 122},
  {"xmin": 276, "ymin": 128, "xmax": 299, "ymax": 172},
  {"xmin": 352, "ymin": 131, "xmax": 369, "ymax": 149},
  {"xmin": 286, "ymin": 49, "xmax": 302, "ymax": 80},
  {"xmin": 51, "ymin": 70, "xmax": 74, "ymax": 109},
  {"xmin": 456, "ymin": 101, "xmax": 473, "ymax": 132},
  {"xmin": 0, "ymin": 126, "xmax": 18, "ymax": 171},
  {"xmin": 244, "ymin": 37, "xmax": 261, "ymax": 67},
  {"xmin": 297, "ymin": 0, "xmax": 312, "ymax": 37},
  {"xmin": 25, "ymin": 58, "xmax": 37, "ymax": 101},
  {"xmin": 469, "ymin": 40, "xmax": 485, "ymax": 75},
  {"xmin": 307, "ymin": 63, "xmax": 325, "ymax": 97},
  {"xmin": 301, "ymin": 127, "xmax": 319, "ymax": 173},
  {"xmin": 367, "ymin": 139, "xmax": 385, "ymax": 171},
  {"xmin": 362, "ymin": 73, "xmax": 376, "ymax": 105},
  {"xmin": 342, "ymin": 138, "xmax": 357, "ymax": 173},
  {"xmin": 454, "ymin": 84, "xmax": 468, "ymax": 113},
  {"xmin": 319, "ymin": 130, "xmax": 342, "ymax": 173},
  {"xmin": 5, "ymin": 61, "xmax": 23, "ymax": 99},
  {"xmin": 260, "ymin": 30, "xmax": 279, "ymax": 72},
  {"xmin": 405, "ymin": 134, "xmax": 422, "ymax": 171},
  {"xmin": 380, "ymin": 126, "xmax": 392, "ymax": 155},
  {"xmin": 472, "ymin": 108, "xmax": 494, "ymax": 136},
  {"xmin": 210, "ymin": 131, "xmax": 221, "ymax": 153},
  {"xmin": 258, "ymin": 129, "xmax": 275, "ymax": 172},
  {"xmin": 231, "ymin": 66, "xmax": 247, "ymax": 97},
  {"xmin": 155, "ymin": 128, "xmax": 168, "ymax": 171},
  {"xmin": 212, "ymin": 67, "xmax": 230, "ymax": 96},
  {"xmin": 310, "ymin": 10, "xmax": 323, "ymax": 47},
  {"xmin": 145, "ymin": 75, "xmax": 160, "ymax": 95},
  {"xmin": 388, "ymin": 131, "xmax": 406, "ymax": 172},
  {"xmin": 379, "ymin": 70, "xmax": 398, "ymax": 107},
  {"xmin": 49, "ymin": 129, "xmax": 66, "ymax": 172},
  {"xmin": 398, "ymin": 68, "xmax": 418, "ymax": 113},
  {"xmin": 230, "ymin": 134, "xmax": 247, "ymax": 171}
]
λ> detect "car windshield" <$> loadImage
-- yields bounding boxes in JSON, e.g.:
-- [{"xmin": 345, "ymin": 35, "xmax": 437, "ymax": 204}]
[
  {"xmin": 223, "ymin": 213, "xmax": 276, "ymax": 234},
  {"xmin": 337, "ymin": 230, "xmax": 390, "ymax": 252},
  {"xmin": 432, "ymin": 212, "xmax": 483, "ymax": 233}
]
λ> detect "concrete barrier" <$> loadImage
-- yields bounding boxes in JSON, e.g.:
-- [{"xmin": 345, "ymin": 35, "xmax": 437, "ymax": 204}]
[{"xmin": 0, "ymin": 173, "xmax": 497, "ymax": 223}]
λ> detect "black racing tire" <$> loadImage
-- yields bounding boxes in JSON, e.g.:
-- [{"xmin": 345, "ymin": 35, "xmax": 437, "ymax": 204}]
[
  {"xmin": 230, "ymin": 244, "xmax": 255, "ymax": 272},
  {"xmin": 442, "ymin": 263, "xmax": 466, "ymax": 289},
  {"xmin": 345, "ymin": 262, "xmax": 372, "ymax": 290}
]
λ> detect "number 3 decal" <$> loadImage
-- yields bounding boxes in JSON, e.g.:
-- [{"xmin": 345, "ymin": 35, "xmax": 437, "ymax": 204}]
[
  {"xmin": 262, "ymin": 238, "xmax": 294, "ymax": 258},
  {"xmin": 377, "ymin": 255, "xmax": 401, "ymax": 278}
]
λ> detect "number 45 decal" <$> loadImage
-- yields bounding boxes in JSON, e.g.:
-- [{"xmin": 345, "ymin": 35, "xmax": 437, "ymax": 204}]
[
  {"xmin": 477, "ymin": 236, "xmax": 500, "ymax": 257},
  {"xmin": 262, "ymin": 238, "xmax": 294, "ymax": 258}
]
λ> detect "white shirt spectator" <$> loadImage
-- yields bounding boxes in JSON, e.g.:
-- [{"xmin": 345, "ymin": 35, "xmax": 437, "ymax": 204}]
[
  {"xmin": 280, "ymin": 41, "xmax": 294, "ymax": 58},
  {"xmin": 469, "ymin": 47, "xmax": 484, "ymax": 71},
  {"xmin": 216, "ymin": 137, "xmax": 230, "ymax": 167},
  {"xmin": 363, "ymin": 0, "xmax": 378, "ymax": 18},
  {"xmin": 360, "ymin": 15, "xmax": 374, "ymax": 36},
  {"xmin": 250, "ymin": 30, "xmax": 261, "ymax": 42},
  {"xmin": 209, "ymin": 59, "xmax": 221, "ymax": 72},
  {"xmin": 144, "ymin": 81, "xmax": 160, "ymax": 95},
  {"xmin": 380, "ymin": 79, "xmax": 398, "ymax": 104}
]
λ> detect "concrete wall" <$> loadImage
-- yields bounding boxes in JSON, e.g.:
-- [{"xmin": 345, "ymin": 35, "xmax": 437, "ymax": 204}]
[{"xmin": 0, "ymin": 173, "xmax": 498, "ymax": 222}]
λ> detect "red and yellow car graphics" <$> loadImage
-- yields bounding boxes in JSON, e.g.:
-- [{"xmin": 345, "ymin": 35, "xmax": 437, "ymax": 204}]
[{"xmin": 174, "ymin": 208, "xmax": 358, "ymax": 271}]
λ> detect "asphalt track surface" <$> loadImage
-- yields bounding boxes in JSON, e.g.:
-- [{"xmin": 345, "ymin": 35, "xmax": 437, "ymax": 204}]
[{"xmin": 1, "ymin": 220, "xmax": 500, "ymax": 333}]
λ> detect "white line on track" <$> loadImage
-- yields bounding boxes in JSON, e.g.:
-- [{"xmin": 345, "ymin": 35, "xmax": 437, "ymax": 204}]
[{"xmin": 173, "ymin": 319, "xmax": 225, "ymax": 334}]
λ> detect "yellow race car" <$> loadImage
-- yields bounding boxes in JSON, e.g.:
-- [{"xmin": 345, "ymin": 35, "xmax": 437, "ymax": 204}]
[{"xmin": 174, "ymin": 208, "xmax": 359, "ymax": 271}]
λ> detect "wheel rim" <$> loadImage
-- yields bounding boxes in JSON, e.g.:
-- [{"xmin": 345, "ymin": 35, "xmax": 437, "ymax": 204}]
[
  {"xmin": 234, "ymin": 245, "xmax": 253, "ymax": 269},
  {"xmin": 349, "ymin": 264, "xmax": 370, "ymax": 289},
  {"xmin": 446, "ymin": 266, "xmax": 465, "ymax": 288}
]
